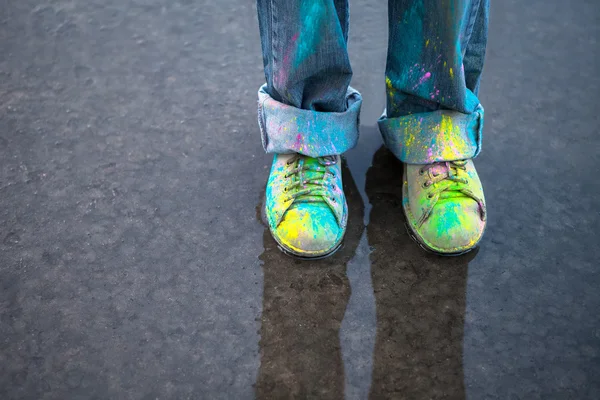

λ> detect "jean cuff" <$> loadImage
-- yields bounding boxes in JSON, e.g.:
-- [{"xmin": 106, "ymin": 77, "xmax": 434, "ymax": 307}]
[
  {"xmin": 378, "ymin": 105, "xmax": 484, "ymax": 164},
  {"xmin": 257, "ymin": 84, "xmax": 362, "ymax": 157}
]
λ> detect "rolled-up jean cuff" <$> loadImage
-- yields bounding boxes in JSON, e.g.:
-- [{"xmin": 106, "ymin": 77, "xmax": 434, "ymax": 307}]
[
  {"xmin": 378, "ymin": 105, "xmax": 484, "ymax": 164},
  {"xmin": 257, "ymin": 84, "xmax": 362, "ymax": 157}
]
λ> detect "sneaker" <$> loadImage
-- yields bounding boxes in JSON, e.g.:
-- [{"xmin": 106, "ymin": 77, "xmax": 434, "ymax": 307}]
[
  {"xmin": 265, "ymin": 153, "xmax": 347, "ymax": 259},
  {"xmin": 403, "ymin": 159, "xmax": 486, "ymax": 255}
]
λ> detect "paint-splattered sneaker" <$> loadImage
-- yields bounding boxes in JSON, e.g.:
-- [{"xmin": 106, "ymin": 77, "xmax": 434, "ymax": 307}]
[
  {"xmin": 265, "ymin": 153, "xmax": 347, "ymax": 259},
  {"xmin": 403, "ymin": 159, "xmax": 487, "ymax": 255}
]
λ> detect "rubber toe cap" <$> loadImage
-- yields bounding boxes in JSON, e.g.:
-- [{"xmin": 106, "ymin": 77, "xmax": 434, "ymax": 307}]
[
  {"xmin": 273, "ymin": 203, "xmax": 342, "ymax": 256},
  {"xmin": 418, "ymin": 198, "xmax": 485, "ymax": 253}
]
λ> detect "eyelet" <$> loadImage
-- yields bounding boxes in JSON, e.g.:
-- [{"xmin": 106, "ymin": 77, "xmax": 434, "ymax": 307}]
[
  {"xmin": 419, "ymin": 168, "xmax": 424, "ymax": 175},
  {"xmin": 427, "ymin": 193, "xmax": 434, "ymax": 199},
  {"xmin": 330, "ymin": 197, "xmax": 336, "ymax": 203}
]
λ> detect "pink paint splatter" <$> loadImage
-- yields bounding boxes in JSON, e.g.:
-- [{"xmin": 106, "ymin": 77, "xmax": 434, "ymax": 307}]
[
  {"xmin": 276, "ymin": 33, "xmax": 299, "ymax": 87},
  {"xmin": 413, "ymin": 72, "xmax": 432, "ymax": 90},
  {"xmin": 295, "ymin": 133, "xmax": 303, "ymax": 149},
  {"xmin": 427, "ymin": 147, "xmax": 434, "ymax": 160}
]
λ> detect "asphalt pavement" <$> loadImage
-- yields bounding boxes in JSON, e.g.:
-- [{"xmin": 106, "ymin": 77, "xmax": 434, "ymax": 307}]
[{"xmin": 1, "ymin": 1, "xmax": 599, "ymax": 399}]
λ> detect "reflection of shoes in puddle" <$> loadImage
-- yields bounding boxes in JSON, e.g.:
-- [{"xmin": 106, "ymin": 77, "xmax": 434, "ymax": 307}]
[
  {"xmin": 256, "ymin": 159, "xmax": 364, "ymax": 399},
  {"xmin": 403, "ymin": 159, "xmax": 487, "ymax": 255},
  {"xmin": 264, "ymin": 153, "xmax": 347, "ymax": 259},
  {"xmin": 365, "ymin": 146, "xmax": 478, "ymax": 398}
]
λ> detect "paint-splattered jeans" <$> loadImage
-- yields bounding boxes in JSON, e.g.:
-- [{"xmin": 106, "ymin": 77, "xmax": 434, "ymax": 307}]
[{"xmin": 256, "ymin": 0, "xmax": 489, "ymax": 164}]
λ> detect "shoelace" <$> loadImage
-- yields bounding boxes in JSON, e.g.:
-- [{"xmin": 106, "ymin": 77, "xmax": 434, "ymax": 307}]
[
  {"xmin": 420, "ymin": 160, "xmax": 469, "ymax": 192},
  {"xmin": 419, "ymin": 160, "xmax": 485, "ymax": 222},
  {"xmin": 283, "ymin": 155, "xmax": 337, "ymax": 204}
]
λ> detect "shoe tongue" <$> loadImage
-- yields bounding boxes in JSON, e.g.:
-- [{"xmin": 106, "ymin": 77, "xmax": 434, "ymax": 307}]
[
  {"xmin": 429, "ymin": 163, "xmax": 449, "ymax": 177},
  {"xmin": 439, "ymin": 181, "xmax": 471, "ymax": 200},
  {"xmin": 300, "ymin": 157, "xmax": 325, "ymax": 181},
  {"xmin": 429, "ymin": 163, "xmax": 468, "ymax": 199},
  {"xmin": 292, "ymin": 157, "xmax": 327, "ymax": 204},
  {"xmin": 440, "ymin": 190, "xmax": 468, "ymax": 199}
]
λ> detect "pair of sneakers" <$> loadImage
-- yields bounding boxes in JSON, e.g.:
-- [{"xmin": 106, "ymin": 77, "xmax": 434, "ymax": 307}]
[{"xmin": 265, "ymin": 152, "xmax": 486, "ymax": 258}]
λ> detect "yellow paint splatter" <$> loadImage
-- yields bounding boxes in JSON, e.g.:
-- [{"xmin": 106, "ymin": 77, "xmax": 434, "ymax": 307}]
[
  {"xmin": 386, "ymin": 76, "xmax": 396, "ymax": 100},
  {"xmin": 449, "ymin": 68, "xmax": 454, "ymax": 79},
  {"xmin": 437, "ymin": 115, "xmax": 467, "ymax": 160},
  {"xmin": 425, "ymin": 39, "xmax": 430, "ymax": 47},
  {"xmin": 386, "ymin": 76, "xmax": 393, "ymax": 90}
]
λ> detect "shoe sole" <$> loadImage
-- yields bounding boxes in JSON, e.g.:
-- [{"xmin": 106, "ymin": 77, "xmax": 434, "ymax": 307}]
[{"xmin": 275, "ymin": 239, "xmax": 344, "ymax": 260}]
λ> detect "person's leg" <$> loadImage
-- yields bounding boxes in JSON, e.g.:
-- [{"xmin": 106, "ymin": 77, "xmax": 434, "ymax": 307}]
[
  {"xmin": 381, "ymin": 0, "xmax": 489, "ymax": 254},
  {"xmin": 256, "ymin": 0, "xmax": 362, "ymax": 258}
]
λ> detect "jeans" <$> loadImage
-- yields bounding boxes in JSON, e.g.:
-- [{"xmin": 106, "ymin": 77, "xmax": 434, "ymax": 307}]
[{"xmin": 256, "ymin": 0, "xmax": 489, "ymax": 164}]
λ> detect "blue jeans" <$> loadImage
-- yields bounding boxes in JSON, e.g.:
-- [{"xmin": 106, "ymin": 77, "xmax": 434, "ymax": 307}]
[{"xmin": 257, "ymin": 0, "xmax": 489, "ymax": 164}]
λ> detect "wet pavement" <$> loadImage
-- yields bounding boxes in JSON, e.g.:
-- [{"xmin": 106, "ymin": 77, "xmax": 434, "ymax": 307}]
[{"xmin": 1, "ymin": 0, "xmax": 599, "ymax": 399}]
